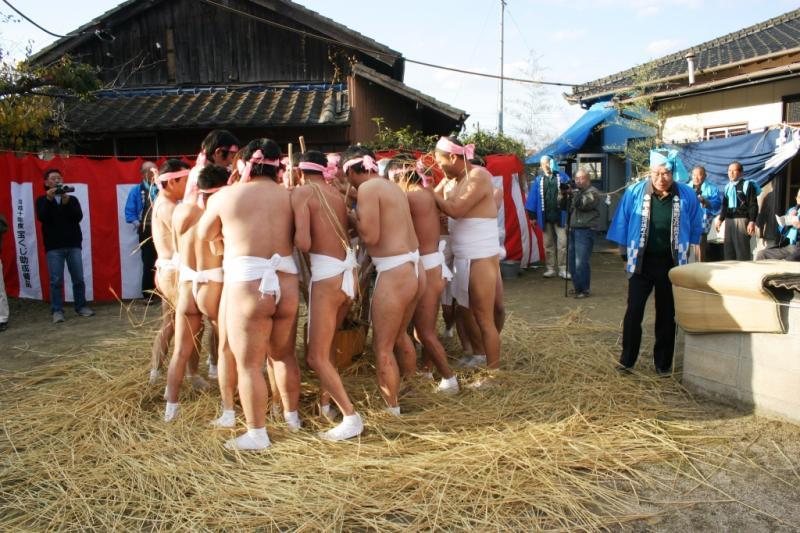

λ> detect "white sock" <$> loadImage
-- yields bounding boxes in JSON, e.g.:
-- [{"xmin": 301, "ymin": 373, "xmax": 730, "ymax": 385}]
[
  {"xmin": 149, "ymin": 368, "xmax": 160, "ymax": 384},
  {"xmin": 384, "ymin": 406, "xmax": 401, "ymax": 417},
  {"xmin": 225, "ymin": 427, "xmax": 271, "ymax": 451},
  {"xmin": 164, "ymin": 402, "xmax": 180, "ymax": 422},
  {"xmin": 210, "ymin": 409, "xmax": 236, "ymax": 428},
  {"xmin": 284, "ymin": 410, "xmax": 302, "ymax": 431},
  {"xmin": 320, "ymin": 413, "xmax": 364, "ymax": 441},
  {"xmin": 419, "ymin": 371, "xmax": 434, "ymax": 380},
  {"xmin": 437, "ymin": 376, "xmax": 459, "ymax": 393}
]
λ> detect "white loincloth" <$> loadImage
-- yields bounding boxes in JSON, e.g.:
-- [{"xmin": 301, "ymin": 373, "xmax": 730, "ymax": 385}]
[
  {"xmin": 155, "ymin": 253, "xmax": 179, "ymax": 273},
  {"xmin": 420, "ymin": 239, "xmax": 454, "ymax": 281},
  {"xmin": 223, "ymin": 254, "xmax": 298, "ymax": 304},
  {"xmin": 450, "ymin": 218, "xmax": 500, "ymax": 307},
  {"xmin": 179, "ymin": 263, "xmax": 224, "ymax": 300},
  {"xmin": 372, "ymin": 250, "xmax": 420, "ymax": 283},
  {"xmin": 310, "ymin": 249, "xmax": 358, "ymax": 299},
  {"xmin": 307, "ymin": 249, "xmax": 358, "ymax": 336}
]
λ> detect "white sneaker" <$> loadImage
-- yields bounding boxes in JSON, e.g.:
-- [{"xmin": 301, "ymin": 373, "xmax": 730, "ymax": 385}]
[
  {"xmin": 464, "ymin": 355, "xmax": 487, "ymax": 368},
  {"xmin": 284, "ymin": 411, "xmax": 303, "ymax": 431},
  {"xmin": 542, "ymin": 269, "xmax": 557, "ymax": 278},
  {"xmin": 319, "ymin": 413, "xmax": 364, "ymax": 441},
  {"xmin": 225, "ymin": 428, "xmax": 270, "ymax": 451},
  {"xmin": 209, "ymin": 409, "xmax": 236, "ymax": 428},
  {"xmin": 442, "ymin": 326, "xmax": 455, "ymax": 338},
  {"xmin": 436, "ymin": 376, "xmax": 459, "ymax": 394},
  {"xmin": 148, "ymin": 368, "xmax": 161, "ymax": 385},
  {"xmin": 559, "ymin": 270, "xmax": 572, "ymax": 280},
  {"xmin": 164, "ymin": 402, "xmax": 180, "ymax": 422}
]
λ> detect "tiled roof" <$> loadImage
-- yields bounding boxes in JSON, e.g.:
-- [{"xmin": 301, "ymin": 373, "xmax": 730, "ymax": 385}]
[
  {"xmin": 569, "ymin": 8, "xmax": 800, "ymax": 104},
  {"xmin": 352, "ymin": 64, "xmax": 467, "ymax": 121},
  {"xmin": 64, "ymin": 85, "xmax": 349, "ymax": 133}
]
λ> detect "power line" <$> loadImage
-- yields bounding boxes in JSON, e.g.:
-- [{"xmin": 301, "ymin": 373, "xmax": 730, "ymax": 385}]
[
  {"xmin": 197, "ymin": 0, "xmax": 581, "ymax": 88},
  {"xmin": 1, "ymin": 0, "xmax": 67, "ymax": 38}
]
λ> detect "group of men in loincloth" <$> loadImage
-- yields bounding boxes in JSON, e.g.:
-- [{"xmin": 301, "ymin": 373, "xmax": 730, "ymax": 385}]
[{"xmin": 147, "ymin": 130, "xmax": 503, "ymax": 451}]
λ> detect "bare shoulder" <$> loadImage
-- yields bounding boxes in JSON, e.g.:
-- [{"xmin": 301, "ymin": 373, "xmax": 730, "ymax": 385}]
[
  {"xmin": 469, "ymin": 165, "xmax": 494, "ymax": 185},
  {"xmin": 407, "ymin": 188, "xmax": 433, "ymax": 209},
  {"xmin": 291, "ymin": 184, "xmax": 313, "ymax": 203}
]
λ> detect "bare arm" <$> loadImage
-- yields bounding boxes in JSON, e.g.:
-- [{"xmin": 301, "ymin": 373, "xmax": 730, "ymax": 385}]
[
  {"xmin": 433, "ymin": 174, "xmax": 485, "ymax": 219},
  {"xmin": 356, "ymin": 183, "xmax": 380, "ymax": 247},
  {"xmin": 197, "ymin": 193, "xmax": 222, "ymax": 242},
  {"xmin": 291, "ymin": 188, "xmax": 312, "ymax": 253}
]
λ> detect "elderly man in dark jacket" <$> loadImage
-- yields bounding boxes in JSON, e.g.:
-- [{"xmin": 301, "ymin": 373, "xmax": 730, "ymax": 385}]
[{"xmin": 568, "ymin": 169, "xmax": 601, "ymax": 298}]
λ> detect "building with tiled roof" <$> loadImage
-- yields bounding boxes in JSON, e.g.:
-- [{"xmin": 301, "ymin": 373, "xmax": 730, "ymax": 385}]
[{"xmin": 29, "ymin": 0, "xmax": 467, "ymax": 156}]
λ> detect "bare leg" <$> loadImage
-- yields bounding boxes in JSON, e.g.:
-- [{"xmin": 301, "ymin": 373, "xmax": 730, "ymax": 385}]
[
  {"xmin": 150, "ymin": 302, "xmax": 175, "ymax": 381},
  {"xmin": 165, "ymin": 283, "xmax": 203, "ymax": 416},
  {"xmin": 371, "ymin": 264, "xmax": 417, "ymax": 409},
  {"xmin": 459, "ymin": 305, "xmax": 486, "ymax": 356},
  {"xmin": 226, "ymin": 281, "xmax": 273, "ymax": 431},
  {"xmin": 414, "ymin": 268, "xmax": 454, "ymax": 379},
  {"xmin": 395, "ymin": 264, "xmax": 424, "ymax": 379},
  {"xmin": 494, "ymin": 274, "xmax": 505, "ymax": 333},
  {"xmin": 307, "ymin": 274, "xmax": 356, "ymax": 416},
  {"xmin": 469, "ymin": 257, "xmax": 501, "ymax": 369},
  {"xmin": 208, "ymin": 322, "xmax": 219, "ymax": 366},
  {"xmin": 268, "ymin": 273, "xmax": 301, "ymax": 421},
  {"xmin": 216, "ymin": 285, "xmax": 236, "ymax": 413},
  {"xmin": 454, "ymin": 305, "xmax": 473, "ymax": 354},
  {"xmin": 266, "ymin": 359, "xmax": 280, "ymax": 413}
]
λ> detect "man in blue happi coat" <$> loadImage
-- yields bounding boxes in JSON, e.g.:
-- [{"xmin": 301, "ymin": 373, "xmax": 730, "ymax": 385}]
[
  {"xmin": 525, "ymin": 155, "xmax": 571, "ymax": 279},
  {"xmin": 690, "ymin": 165, "xmax": 721, "ymax": 262},
  {"xmin": 125, "ymin": 161, "xmax": 159, "ymax": 295},
  {"xmin": 607, "ymin": 160, "xmax": 703, "ymax": 375}
]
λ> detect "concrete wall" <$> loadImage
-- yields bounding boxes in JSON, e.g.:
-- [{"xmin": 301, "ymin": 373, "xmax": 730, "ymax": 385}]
[
  {"xmin": 661, "ymin": 78, "xmax": 800, "ymax": 143},
  {"xmin": 681, "ymin": 293, "xmax": 800, "ymax": 424}
]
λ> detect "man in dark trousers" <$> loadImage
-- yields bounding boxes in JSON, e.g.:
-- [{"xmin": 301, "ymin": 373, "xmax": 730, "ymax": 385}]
[
  {"xmin": 607, "ymin": 161, "xmax": 703, "ymax": 375},
  {"xmin": 715, "ymin": 161, "xmax": 759, "ymax": 261},
  {"xmin": 125, "ymin": 161, "xmax": 159, "ymax": 296},
  {"xmin": 35, "ymin": 168, "xmax": 94, "ymax": 323}
]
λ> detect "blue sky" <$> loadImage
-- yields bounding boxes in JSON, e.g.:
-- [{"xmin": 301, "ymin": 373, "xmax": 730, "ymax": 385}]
[{"xmin": 2, "ymin": 0, "xmax": 797, "ymax": 147}]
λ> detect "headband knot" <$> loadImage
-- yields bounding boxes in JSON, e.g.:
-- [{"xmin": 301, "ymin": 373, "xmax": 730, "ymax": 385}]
[
  {"xmin": 342, "ymin": 155, "xmax": 378, "ymax": 174},
  {"xmin": 298, "ymin": 161, "xmax": 337, "ymax": 181}
]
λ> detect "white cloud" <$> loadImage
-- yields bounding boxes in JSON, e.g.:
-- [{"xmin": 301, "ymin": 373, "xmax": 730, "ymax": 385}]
[{"xmin": 645, "ymin": 38, "xmax": 685, "ymax": 56}]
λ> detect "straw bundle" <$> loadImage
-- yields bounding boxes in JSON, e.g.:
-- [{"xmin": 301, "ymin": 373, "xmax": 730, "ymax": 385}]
[{"xmin": 0, "ymin": 309, "xmax": 713, "ymax": 531}]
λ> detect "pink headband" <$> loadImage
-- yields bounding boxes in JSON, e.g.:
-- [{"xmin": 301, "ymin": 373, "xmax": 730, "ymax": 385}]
[
  {"xmin": 342, "ymin": 155, "xmax": 378, "ymax": 174},
  {"xmin": 298, "ymin": 161, "xmax": 337, "ymax": 181},
  {"xmin": 155, "ymin": 169, "xmax": 190, "ymax": 191},
  {"xmin": 197, "ymin": 185, "xmax": 226, "ymax": 209},
  {"xmin": 415, "ymin": 160, "xmax": 433, "ymax": 188},
  {"xmin": 327, "ymin": 153, "xmax": 341, "ymax": 166},
  {"xmin": 237, "ymin": 150, "xmax": 281, "ymax": 183},
  {"xmin": 435, "ymin": 137, "xmax": 475, "ymax": 160}
]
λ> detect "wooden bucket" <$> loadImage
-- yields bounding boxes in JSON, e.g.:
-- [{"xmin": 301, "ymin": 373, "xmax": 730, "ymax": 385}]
[
  {"xmin": 330, "ymin": 324, "xmax": 367, "ymax": 369},
  {"xmin": 303, "ymin": 322, "xmax": 367, "ymax": 370}
]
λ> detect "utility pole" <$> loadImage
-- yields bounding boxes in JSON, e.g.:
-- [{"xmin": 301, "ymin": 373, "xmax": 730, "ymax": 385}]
[{"xmin": 498, "ymin": 0, "xmax": 506, "ymax": 134}]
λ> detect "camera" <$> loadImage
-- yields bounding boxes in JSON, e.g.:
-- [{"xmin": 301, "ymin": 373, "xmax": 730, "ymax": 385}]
[
  {"xmin": 559, "ymin": 180, "xmax": 576, "ymax": 193},
  {"xmin": 53, "ymin": 184, "xmax": 76, "ymax": 194}
]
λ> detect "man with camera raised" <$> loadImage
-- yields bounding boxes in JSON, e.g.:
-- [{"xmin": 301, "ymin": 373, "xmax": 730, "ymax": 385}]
[{"xmin": 35, "ymin": 168, "xmax": 94, "ymax": 323}]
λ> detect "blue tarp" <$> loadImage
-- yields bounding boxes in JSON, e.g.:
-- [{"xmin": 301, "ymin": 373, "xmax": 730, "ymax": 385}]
[
  {"xmin": 526, "ymin": 102, "xmax": 616, "ymax": 164},
  {"xmin": 663, "ymin": 127, "xmax": 800, "ymax": 189}
]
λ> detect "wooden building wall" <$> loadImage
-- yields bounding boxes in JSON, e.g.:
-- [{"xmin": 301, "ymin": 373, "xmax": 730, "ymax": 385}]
[{"xmin": 64, "ymin": 0, "xmax": 396, "ymax": 88}]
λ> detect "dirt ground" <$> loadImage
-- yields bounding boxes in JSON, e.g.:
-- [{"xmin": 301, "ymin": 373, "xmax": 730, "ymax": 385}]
[{"xmin": 1, "ymin": 249, "xmax": 798, "ymax": 531}]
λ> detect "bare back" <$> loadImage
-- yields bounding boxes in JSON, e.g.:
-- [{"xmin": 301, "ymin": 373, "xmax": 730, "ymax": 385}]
[
  {"xmin": 357, "ymin": 178, "xmax": 418, "ymax": 257},
  {"xmin": 293, "ymin": 180, "xmax": 349, "ymax": 259},
  {"xmin": 406, "ymin": 188, "xmax": 441, "ymax": 255},
  {"xmin": 172, "ymin": 203, "xmax": 219, "ymax": 271},
  {"xmin": 212, "ymin": 178, "xmax": 294, "ymax": 258},
  {"xmin": 152, "ymin": 194, "xmax": 177, "ymax": 260}
]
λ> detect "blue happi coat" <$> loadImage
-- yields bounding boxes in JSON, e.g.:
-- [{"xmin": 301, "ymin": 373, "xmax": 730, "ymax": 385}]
[
  {"xmin": 607, "ymin": 180, "xmax": 704, "ymax": 273},
  {"xmin": 696, "ymin": 180, "xmax": 722, "ymax": 234},
  {"xmin": 524, "ymin": 171, "xmax": 570, "ymax": 228}
]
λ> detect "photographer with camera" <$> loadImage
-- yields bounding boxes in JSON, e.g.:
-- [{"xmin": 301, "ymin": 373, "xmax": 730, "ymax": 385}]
[
  {"xmin": 35, "ymin": 168, "xmax": 95, "ymax": 323},
  {"xmin": 568, "ymin": 170, "xmax": 600, "ymax": 299}
]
